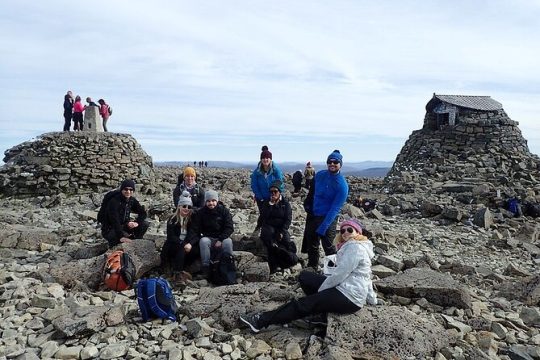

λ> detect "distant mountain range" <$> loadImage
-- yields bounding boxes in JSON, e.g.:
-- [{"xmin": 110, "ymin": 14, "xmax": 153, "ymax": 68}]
[{"xmin": 155, "ymin": 161, "xmax": 393, "ymax": 178}]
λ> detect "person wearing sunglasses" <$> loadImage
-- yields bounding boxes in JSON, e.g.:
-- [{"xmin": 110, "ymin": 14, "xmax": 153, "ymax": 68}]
[
  {"xmin": 301, "ymin": 150, "xmax": 349, "ymax": 269},
  {"xmin": 240, "ymin": 219, "xmax": 377, "ymax": 333},
  {"xmin": 256, "ymin": 180, "xmax": 298, "ymax": 273},
  {"xmin": 250, "ymin": 146, "xmax": 285, "ymax": 212},
  {"xmin": 161, "ymin": 191, "xmax": 196, "ymax": 284},
  {"xmin": 100, "ymin": 179, "xmax": 149, "ymax": 248}
]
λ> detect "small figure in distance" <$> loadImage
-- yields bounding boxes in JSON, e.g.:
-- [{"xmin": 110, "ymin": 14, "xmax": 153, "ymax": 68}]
[
  {"xmin": 161, "ymin": 191, "xmax": 196, "ymax": 284},
  {"xmin": 101, "ymin": 179, "xmax": 149, "ymax": 248},
  {"xmin": 256, "ymin": 180, "xmax": 298, "ymax": 273},
  {"xmin": 63, "ymin": 90, "xmax": 74, "ymax": 131},
  {"xmin": 85, "ymin": 97, "xmax": 99, "ymax": 108},
  {"xmin": 251, "ymin": 146, "xmax": 285, "ymax": 212},
  {"xmin": 98, "ymin": 99, "xmax": 111, "ymax": 132},
  {"xmin": 72, "ymin": 95, "xmax": 84, "ymax": 131},
  {"xmin": 292, "ymin": 170, "xmax": 303, "ymax": 196},
  {"xmin": 304, "ymin": 161, "xmax": 315, "ymax": 189},
  {"xmin": 186, "ymin": 190, "xmax": 234, "ymax": 278},
  {"xmin": 240, "ymin": 219, "xmax": 377, "ymax": 333}
]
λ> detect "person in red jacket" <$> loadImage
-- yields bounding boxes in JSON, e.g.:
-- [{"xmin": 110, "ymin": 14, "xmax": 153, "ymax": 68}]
[
  {"xmin": 72, "ymin": 95, "xmax": 85, "ymax": 131},
  {"xmin": 98, "ymin": 99, "xmax": 110, "ymax": 132}
]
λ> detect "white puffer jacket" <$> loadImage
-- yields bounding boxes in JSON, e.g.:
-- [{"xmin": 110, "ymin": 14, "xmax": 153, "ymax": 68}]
[{"xmin": 318, "ymin": 239, "xmax": 377, "ymax": 308}]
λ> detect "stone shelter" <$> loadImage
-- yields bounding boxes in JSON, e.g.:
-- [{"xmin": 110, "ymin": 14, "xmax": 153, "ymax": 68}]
[
  {"xmin": 424, "ymin": 93, "xmax": 504, "ymax": 129},
  {"xmin": 385, "ymin": 93, "xmax": 540, "ymax": 194}
]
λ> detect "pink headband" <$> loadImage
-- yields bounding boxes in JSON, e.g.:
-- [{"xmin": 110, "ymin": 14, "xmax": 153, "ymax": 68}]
[{"xmin": 340, "ymin": 220, "xmax": 363, "ymax": 234}]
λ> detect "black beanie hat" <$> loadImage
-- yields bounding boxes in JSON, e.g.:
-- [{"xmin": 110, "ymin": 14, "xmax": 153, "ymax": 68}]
[
  {"xmin": 269, "ymin": 180, "xmax": 282, "ymax": 191},
  {"xmin": 260, "ymin": 145, "xmax": 273, "ymax": 160},
  {"xmin": 120, "ymin": 179, "xmax": 136, "ymax": 191}
]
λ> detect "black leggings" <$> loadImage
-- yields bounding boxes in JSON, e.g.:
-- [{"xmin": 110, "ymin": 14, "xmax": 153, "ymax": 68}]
[
  {"xmin": 63, "ymin": 112, "xmax": 72, "ymax": 131},
  {"xmin": 160, "ymin": 241, "xmax": 199, "ymax": 272},
  {"xmin": 259, "ymin": 271, "xmax": 360, "ymax": 328},
  {"xmin": 73, "ymin": 112, "xmax": 83, "ymax": 131},
  {"xmin": 302, "ymin": 215, "xmax": 337, "ymax": 267}
]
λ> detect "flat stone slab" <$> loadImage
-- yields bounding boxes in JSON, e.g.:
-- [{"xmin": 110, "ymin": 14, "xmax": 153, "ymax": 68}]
[
  {"xmin": 376, "ymin": 267, "xmax": 472, "ymax": 309},
  {"xmin": 326, "ymin": 306, "xmax": 452, "ymax": 359}
]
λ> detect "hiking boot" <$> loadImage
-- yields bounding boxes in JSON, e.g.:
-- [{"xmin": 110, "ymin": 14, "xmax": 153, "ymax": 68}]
[
  {"xmin": 240, "ymin": 313, "xmax": 262, "ymax": 333},
  {"xmin": 179, "ymin": 271, "xmax": 192, "ymax": 282},
  {"xmin": 194, "ymin": 265, "xmax": 210, "ymax": 280}
]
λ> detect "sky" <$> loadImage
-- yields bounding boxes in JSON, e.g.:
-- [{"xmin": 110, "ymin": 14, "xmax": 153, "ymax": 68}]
[{"xmin": 1, "ymin": 0, "xmax": 540, "ymax": 163}]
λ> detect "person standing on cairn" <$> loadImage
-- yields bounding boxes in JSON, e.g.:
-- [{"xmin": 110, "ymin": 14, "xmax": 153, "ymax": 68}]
[{"xmin": 63, "ymin": 90, "xmax": 74, "ymax": 131}]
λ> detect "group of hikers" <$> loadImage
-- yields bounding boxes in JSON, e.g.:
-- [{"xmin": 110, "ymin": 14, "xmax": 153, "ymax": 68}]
[
  {"xmin": 98, "ymin": 146, "xmax": 378, "ymax": 332},
  {"xmin": 63, "ymin": 90, "xmax": 112, "ymax": 132}
]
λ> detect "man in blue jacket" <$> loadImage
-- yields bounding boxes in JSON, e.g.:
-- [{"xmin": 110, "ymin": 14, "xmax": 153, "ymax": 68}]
[{"xmin": 301, "ymin": 150, "xmax": 349, "ymax": 268}]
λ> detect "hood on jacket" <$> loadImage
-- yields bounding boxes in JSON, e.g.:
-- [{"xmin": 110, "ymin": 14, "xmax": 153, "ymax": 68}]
[{"xmin": 347, "ymin": 239, "xmax": 375, "ymax": 259}]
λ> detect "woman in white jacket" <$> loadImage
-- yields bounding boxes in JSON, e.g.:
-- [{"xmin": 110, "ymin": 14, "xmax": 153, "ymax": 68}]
[{"xmin": 240, "ymin": 219, "xmax": 377, "ymax": 333}]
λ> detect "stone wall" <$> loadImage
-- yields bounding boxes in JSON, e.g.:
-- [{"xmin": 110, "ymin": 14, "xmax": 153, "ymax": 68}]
[
  {"xmin": 0, "ymin": 132, "xmax": 155, "ymax": 196},
  {"xmin": 386, "ymin": 108, "xmax": 540, "ymax": 192}
]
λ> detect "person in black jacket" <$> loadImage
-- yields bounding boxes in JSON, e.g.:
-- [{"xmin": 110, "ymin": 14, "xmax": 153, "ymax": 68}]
[
  {"xmin": 257, "ymin": 180, "xmax": 297, "ymax": 273},
  {"xmin": 172, "ymin": 166, "xmax": 205, "ymax": 209},
  {"xmin": 186, "ymin": 190, "xmax": 234, "ymax": 277},
  {"xmin": 101, "ymin": 179, "xmax": 149, "ymax": 248},
  {"xmin": 161, "ymin": 191, "xmax": 197, "ymax": 282},
  {"xmin": 292, "ymin": 170, "xmax": 303, "ymax": 195},
  {"xmin": 63, "ymin": 91, "xmax": 74, "ymax": 131}
]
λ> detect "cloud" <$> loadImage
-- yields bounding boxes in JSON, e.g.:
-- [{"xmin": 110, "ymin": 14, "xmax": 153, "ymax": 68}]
[{"xmin": 1, "ymin": 0, "xmax": 540, "ymax": 162}]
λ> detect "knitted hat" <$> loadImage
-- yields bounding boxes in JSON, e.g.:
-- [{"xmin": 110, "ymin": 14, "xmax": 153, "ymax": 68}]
[
  {"xmin": 178, "ymin": 191, "xmax": 193, "ymax": 207},
  {"xmin": 183, "ymin": 167, "xmax": 196, "ymax": 177},
  {"xmin": 269, "ymin": 180, "xmax": 282, "ymax": 192},
  {"xmin": 327, "ymin": 149, "xmax": 343, "ymax": 165},
  {"xmin": 204, "ymin": 190, "xmax": 219, "ymax": 202},
  {"xmin": 120, "ymin": 179, "xmax": 136, "ymax": 191},
  {"xmin": 260, "ymin": 145, "xmax": 272, "ymax": 160},
  {"xmin": 339, "ymin": 219, "xmax": 363, "ymax": 234}
]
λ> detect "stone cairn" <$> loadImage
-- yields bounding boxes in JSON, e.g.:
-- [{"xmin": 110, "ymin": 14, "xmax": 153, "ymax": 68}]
[
  {"xmin": 385, "ymin": 94, "xmax": 540, "ymax": 195},
  {"xmin": 0, "ymin": 132, "xmax": 155, "ymax": 196}
]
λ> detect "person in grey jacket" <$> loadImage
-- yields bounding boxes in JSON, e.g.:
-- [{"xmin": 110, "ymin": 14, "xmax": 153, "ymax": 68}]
[{"xmin": 240, "ymin": 219, "xmax": 377, "ymax": 333}]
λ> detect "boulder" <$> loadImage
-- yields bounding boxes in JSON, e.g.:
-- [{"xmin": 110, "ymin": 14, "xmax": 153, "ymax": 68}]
[
  {"xmin": 325, "ymin": 306, "xmax": 452, "ymax": 358},
  {"xmin": 376, "ymin": 268, "xmax": 472, "ymax": 309}
]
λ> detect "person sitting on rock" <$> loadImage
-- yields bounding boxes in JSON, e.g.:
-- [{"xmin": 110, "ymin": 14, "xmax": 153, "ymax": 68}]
[
  {"xmin": 240, "ymin": 219, "xmax": 377, "ymax": 333},
  {"xmin": 173, "ymin": 166, "xmax": 205, "ymax": 209},
  {"xmin": 101, "ymin": 179, "xmax": 149, "ymax": 248},
  {"xmin": 186, "ymin": 190, "xmax": 234, "ymax": 277},
  {"xmin": 160, "ymin": 191, "xmax": 196, "ymax": 284},
  {"xmin": 292, "ymin": 170, "xmax": 303, "ymax": 195},
  {"xmin": 256, "ymin": 180, "xmax": 298, "ymax": 273}
]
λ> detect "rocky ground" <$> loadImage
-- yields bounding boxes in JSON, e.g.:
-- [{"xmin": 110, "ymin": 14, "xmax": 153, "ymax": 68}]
[{"xmin": 0, "ymin": 166, "xmax": 539, "ymax": 360}]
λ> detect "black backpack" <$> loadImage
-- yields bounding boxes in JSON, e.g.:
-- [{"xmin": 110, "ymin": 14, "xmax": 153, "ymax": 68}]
[
  {"xmin": 108, "ymin": 106, "xmax": 113, "ymax": 115},
  {"xmin": 272, "ymin": 241, "xmax": 299, "ymax": 269},
  {"xmin": 97, "ymin": 190, "xmax": 121, "ymax": 224},
  {"xmin": 209, "ymin": 250, "xmax": 237, "ymax": 286}
]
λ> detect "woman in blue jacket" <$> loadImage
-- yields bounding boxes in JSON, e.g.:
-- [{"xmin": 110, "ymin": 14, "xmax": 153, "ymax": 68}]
[{"xmin": 250, "ymin": 146, "xmax": 284, "ymax": 211}]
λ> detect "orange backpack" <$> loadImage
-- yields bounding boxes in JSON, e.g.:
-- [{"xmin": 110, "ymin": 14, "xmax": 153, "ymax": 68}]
[{"xmin": 103, "ymin": 250, "xmax": 136, "ymax": 291}]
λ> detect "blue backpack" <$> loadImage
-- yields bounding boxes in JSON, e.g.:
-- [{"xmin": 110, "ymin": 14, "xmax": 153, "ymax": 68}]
[
  {"xmin": 136, "ymin": 278, "xmax": 177, "ymax": 322},
  {"xmin": 507, "ymin": 198, "xmax": 520, "ymax": 216}
]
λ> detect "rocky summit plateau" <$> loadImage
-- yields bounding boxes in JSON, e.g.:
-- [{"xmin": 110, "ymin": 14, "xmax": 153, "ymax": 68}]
[{"xmin": 1, "ymin": 95, "xmax": 540, "ymax": 360}]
